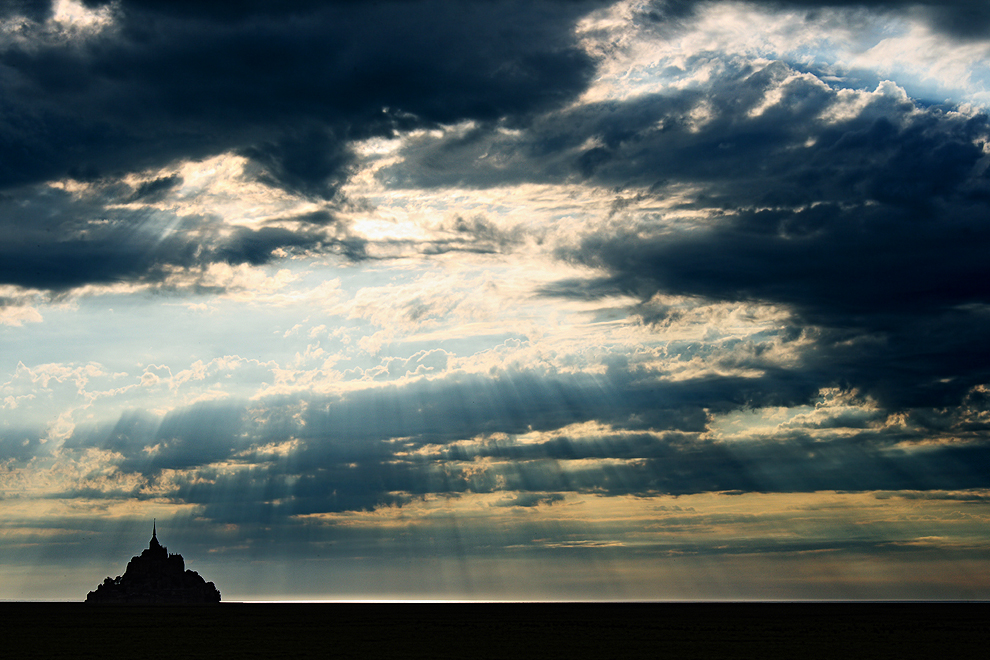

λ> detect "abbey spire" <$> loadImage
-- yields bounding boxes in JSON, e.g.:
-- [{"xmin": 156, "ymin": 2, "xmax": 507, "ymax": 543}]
[{"xmin": 150, "ymin": 519, "xmax": 162, "ymax": 550}]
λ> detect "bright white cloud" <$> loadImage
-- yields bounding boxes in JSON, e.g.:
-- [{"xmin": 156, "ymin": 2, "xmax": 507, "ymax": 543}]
[{"xmin": 577, "ymin": 0, "xmax": 990, "ymax": 107}]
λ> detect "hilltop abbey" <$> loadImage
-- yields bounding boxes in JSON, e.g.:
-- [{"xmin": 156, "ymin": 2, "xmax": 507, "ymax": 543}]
[{"xmin": 86, "ymin": 522, "xmax": 221, "ymax": 604}]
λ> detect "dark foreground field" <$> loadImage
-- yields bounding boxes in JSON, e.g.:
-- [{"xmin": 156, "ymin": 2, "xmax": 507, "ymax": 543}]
[{"xmin": 1, "ymin": 602, "xmax": 986, "ymax": 659}]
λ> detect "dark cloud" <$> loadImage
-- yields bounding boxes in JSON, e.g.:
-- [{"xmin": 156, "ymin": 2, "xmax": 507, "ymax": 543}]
[
  {"xmin": 559, "ymin": 204, "xmax": 990, "ymax": 324},
  {"xmin": 0, "ymin": 185, "xmax": 339, "ymax": 292},
  {"xmin": 239, "ymin": 127, "xmax": 355, "ymax": 201},
  {"xmin": 1, "ymin": 1, "xmax": 600, "ymax": 193},
  {"xmin": 492, "ymin": 492, "xmax": 566, "ymax": 507},
  {"xmin": 0, "ymin": 0, "xmax": 52, "ymax": 21},
  {"xmin": 73, "ymin": 0, "xmax": 990, "ymax": 42},
  {"xmin": 52, "ymin": 360, "xmax": 990, "ymax": 523},
  {"xmin": 127, "ymin": 174, "xmax": 182, "ymax": 203},
  {"xmin": 633, "ymin": 1, "xmax": 990, "ymax": 40},
  {"xmin": 214, "ymin": 225, "xmax": 325, "ymax": 267}
]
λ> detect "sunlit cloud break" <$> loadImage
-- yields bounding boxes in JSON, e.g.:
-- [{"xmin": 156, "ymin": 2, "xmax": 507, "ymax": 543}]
[{"xmin": 2, "ymin": 0, "xmax": 990, "ymax": 601}]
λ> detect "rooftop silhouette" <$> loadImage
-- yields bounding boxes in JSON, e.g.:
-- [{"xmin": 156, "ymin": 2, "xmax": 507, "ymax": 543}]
[{"xmin": 86, "ymin": 522, "xmax": 221, "ymax": 604}]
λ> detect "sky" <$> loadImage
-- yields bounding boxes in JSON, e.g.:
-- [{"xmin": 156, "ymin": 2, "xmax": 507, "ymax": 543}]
[{"xmin": 2, "ymin": 0, "xmax": 990, "ymax": 601}]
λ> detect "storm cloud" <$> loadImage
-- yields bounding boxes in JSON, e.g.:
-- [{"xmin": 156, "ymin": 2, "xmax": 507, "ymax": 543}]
[{"xmin": 0, "ymin": 0, "xmax": 598, "ymax": 191}]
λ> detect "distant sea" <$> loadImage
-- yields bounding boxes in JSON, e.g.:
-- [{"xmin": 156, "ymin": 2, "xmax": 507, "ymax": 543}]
[{"xmin": 2, "ymin": 601, "xmax": 986, "ymax": 659}]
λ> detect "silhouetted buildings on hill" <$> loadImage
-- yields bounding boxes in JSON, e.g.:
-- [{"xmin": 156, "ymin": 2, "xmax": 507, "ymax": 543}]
[{"xmin": 86, "ymin": 523, "xmax": 221, "ymax": 603}]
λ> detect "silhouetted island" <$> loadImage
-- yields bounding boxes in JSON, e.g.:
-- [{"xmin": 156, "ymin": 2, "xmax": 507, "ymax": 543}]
[{"xmin": 86, "ymin": 522, "xmax": 221, "ymax": 604}]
